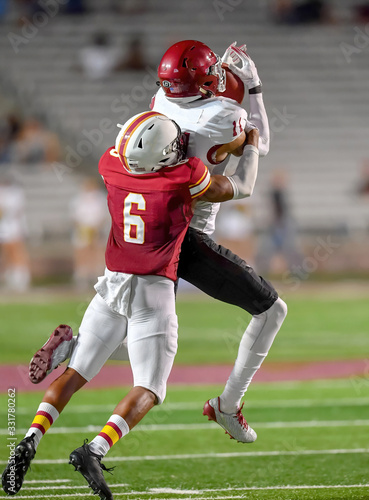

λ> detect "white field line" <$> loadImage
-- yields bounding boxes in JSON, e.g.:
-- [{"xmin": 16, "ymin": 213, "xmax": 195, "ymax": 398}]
[
  {"xmin": 9, "ymin": 483, "xmax": 369, "ymax": 499},
  {"xmin": 1, "ymin": 448, "xmax": 368, "ymax": 466},
  {"xmin": 2, "ymin": 418, "xmax": 369, "ymax": 436},
  {"xmin": 24, "ymin": 479, "xmax": 71, "ymax": 484},
  {"xmin": 4, "ymin": 396, "xmax": 369, "ymax": 416},
  {"xmin": 22, "ymin": 483, "xmax": 128, "ymax": 491}
]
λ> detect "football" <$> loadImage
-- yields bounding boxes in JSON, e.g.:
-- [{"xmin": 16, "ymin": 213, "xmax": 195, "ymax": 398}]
[{"xmin": 217, "ymin": 64, "xmax": 245, "ymax": 104}]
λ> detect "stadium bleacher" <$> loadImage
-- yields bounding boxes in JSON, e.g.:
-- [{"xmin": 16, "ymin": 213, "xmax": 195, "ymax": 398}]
[{"xmin": 0, "ymin": 0, "xmax": 368, "ymax": 244}]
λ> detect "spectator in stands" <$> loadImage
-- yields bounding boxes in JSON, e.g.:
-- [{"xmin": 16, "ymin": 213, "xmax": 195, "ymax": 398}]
[
  {"xmin": 112, "ymin": 0, "xmax": 147, "ymax": 14},
  {"xmin": 3, "ymin": 0, "xmax": 38, "ymax": 23},
  {"xmin": 0, "ymin": 173, "xmax": 31, "ymax": 292},
  {"xmin": 0, "ymin": 113, "xmax": 22, "ymax": 164},
  {"xmin": 357, "ymin": 159, "xmax": 369, "ymax": 196},
  {"xmin": 354, "ymin": 3, "xmax": 369, "ymax": 23},
  {"xmin": 77, "ymin": 32, "xmax": 122, "ymax": 81},
  {"xmin": 70, "ymin": 177, "xmax": 108, "ymax": 290},
  {"xmin": 272, "ymin": 0, "xmax": 333, "ymax": 24},
  {"xmin": 215, "ymin": 200, "xmax": 256, "ymax": 265},
  {"xmin": 61, "ymin": 0, "xmax": 86, "ymax": 15},
  {"xmin": 0, "ymin": 0, "xmax": 9, "ymax": 21},
  {"xmin": 256, "ymin": 169, "xmax": 303, "ymax": 274},
  {"xmin": 9, "ymin": 118, "xmax": 61, "ymax": 165},
  {"xmin": 116, "ymin": 35, "xmax": 147, "ymax": 71}
]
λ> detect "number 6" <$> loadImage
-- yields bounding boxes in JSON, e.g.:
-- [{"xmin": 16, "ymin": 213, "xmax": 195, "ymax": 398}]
[{"xmin": 123, "ymin": 193, "xmax": 146, "ymax": 244}]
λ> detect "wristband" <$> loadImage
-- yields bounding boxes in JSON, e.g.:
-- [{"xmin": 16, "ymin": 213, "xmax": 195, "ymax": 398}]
[{"xmin": 249, "ymin": 84, "xmax": 262, "ymax": 94}]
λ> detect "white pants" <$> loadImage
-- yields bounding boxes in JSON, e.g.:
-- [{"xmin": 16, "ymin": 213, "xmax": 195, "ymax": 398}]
[{"xmin": 68, "ymin": 273, "xmax": 178, "ymax": 404}]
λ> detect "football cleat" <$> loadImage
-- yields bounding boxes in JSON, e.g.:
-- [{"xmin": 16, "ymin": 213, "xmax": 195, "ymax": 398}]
[
  {"xmin": 29, "ymin": 324, "xmax": 74, "ymax": 384},
  {"xmin": 203, "ymin": 397, "xmax": 257, "ymax": 443},
  {"xmin": 1, "ymin": 434, "xmax": 36, "ymax": 495},
  {"xmin": 69, "ymin": 440, "xmax": 114, "ymax": 500}
]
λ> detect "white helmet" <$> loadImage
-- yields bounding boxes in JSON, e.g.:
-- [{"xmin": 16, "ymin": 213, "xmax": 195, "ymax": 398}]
[{"xmin": 115, "ymin": 111, "xmax": 187, "ymax": 174}]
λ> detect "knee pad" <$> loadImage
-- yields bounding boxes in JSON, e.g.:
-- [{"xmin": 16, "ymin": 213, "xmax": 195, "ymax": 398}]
[{"xmin": 271, "ymin": 297, "xmax": 288, "ymax": 325}]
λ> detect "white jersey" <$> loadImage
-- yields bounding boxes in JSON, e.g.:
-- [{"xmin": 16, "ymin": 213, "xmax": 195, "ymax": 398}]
[{"xmin": 153, "ymin": 88, "xmax": 247, "ymax": 234}]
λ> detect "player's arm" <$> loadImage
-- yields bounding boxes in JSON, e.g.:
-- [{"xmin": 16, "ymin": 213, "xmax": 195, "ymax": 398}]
[
  {"xmin": 222, "ymin": 43, "xmax": 270, "ymax": 157},
  {"xmin": 200, "ymin": 128, "xmax": 259, "ymax": 202}
]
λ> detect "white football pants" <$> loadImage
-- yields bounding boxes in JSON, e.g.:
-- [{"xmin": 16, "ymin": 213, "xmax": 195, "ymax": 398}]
[{"xmin": 68, "ymin": 274, "xmax": 178, "ymax": 404}]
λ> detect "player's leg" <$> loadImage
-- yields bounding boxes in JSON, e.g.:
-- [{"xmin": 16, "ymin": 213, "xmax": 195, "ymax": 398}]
[
  {"xmin": 1, "ymin": 366, "xmax": 87, "ymax": 495},
  {"xmin": 2, "ymin": 294, "xmax": 127, "ymax": 496},
  {"xmin": 85, "ymin": 275, "xmax": 177, "ymax": 456},
  {"xmin": 178, "ymin": 227, "xmax": 287, "ymax": 442},
  {"xmin": 70, "ymin": 276, "xmax": 177, "ymax": 499},
  {"xmin": 65, "ymin": 293, "xmax": 129, "ymax": 500}
]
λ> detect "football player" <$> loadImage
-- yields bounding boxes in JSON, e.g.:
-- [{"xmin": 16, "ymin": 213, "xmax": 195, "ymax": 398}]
[
  {"xmin": 29, "ymin": 41, "xmax": 287, "ymax": 444},
  {"xmin": 153, "ymin": 40, "xmax": 287, "ymax": 440},
  {"xmin": 2, "ymin": 112, "xmax": 260, "ymax": 499}
]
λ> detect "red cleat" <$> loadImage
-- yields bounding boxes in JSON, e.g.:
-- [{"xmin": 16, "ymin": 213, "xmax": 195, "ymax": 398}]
[
  {"xmin": 203, "ymin": 397, "xmax": 257, "ymax": 443},
  {"xmin": 29, "ymin": 325, "xmax": 73, "ymax": 384}
]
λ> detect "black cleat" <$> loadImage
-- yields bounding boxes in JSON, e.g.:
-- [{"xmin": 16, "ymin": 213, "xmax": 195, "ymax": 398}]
[
  {"xmin": 1, "ymin": 434, "xmax": 36, "ymax": 495},
  {"xmin": 69, "ymin": 440, "xmax": 114, "ymax": 500}
]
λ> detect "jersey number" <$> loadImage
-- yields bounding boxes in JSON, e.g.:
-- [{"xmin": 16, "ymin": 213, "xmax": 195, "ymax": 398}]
[{"xmin": 123, "ymin": 193, "xmax": 146, "ymax": 244}]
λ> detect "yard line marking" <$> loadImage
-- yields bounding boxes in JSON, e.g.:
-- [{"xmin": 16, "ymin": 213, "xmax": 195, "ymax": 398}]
[
  {"xmin": 6, "ymin": 396, "xmax": 369, "ymax": 416},
  {"xmin": 5, "ymin": 495, "xmax": 90, "ymax": 499},
  {"xmin": 1, "ymin": 448, "xmax": 368, "ymax": 466},
  {"xmin": 9, "ymin": 483, "xmax": 369, "ymax": 499},
  {"xmin": 247, "ymin": 397, "xmax": 369, "ymax": 408},
  {"xmin": 22, "ymin": 483, "xmax": 127, "ymax": 491},
  {"xmin": 2, "ymin": 419, "xmax": 369, "ymax": 436},
  {"xmin": 149, "ymin": 484, "xmax": 369, "ymax": 494},
  {"xmin": 24, "ymin": 479, "xmax": 71, "ymax": 484}
]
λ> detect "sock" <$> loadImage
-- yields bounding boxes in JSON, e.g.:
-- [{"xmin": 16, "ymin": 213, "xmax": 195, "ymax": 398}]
[
  {"xmin": 25, "ymin": 402, "xmax": 60, "ymax": 448},
  {"xmin": 219, "ymin": 298, "xmax": 287, "ymax": 413},
  {"xmin": 89, "ymin": 415, "xmax": 129, "ymax": 457}
]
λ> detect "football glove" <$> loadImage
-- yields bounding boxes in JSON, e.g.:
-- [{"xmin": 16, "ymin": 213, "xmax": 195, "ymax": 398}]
[{"xmin": 222, "ymin": 42, "xmax": 261, "ymax": 90}]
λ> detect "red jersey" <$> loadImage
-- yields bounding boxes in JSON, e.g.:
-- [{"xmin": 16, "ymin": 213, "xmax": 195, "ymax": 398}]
[{"xmin": 99, "ymin": 148, "xmax": 211, "ymax": 281}]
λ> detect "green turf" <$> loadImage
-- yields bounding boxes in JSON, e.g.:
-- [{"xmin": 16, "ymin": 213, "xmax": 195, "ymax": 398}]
[
  {"xmin": 0, "ymin": 381, "xmax": 368, "ymax": 499},
  {"xmin": 0, "ymin": 294, "xmax": 368, "ymax": 364}
]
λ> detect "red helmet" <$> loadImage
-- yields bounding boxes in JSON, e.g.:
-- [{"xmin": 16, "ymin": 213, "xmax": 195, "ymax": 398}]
[{"xmin": 158, "ymin": 40, "xmax": 226, "ymax": 101}]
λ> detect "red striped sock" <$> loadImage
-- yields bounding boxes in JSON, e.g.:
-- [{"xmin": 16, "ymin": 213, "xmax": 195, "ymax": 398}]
[
  {"xmin": 89, "ymin": 415, "xmax": 129, "ymax": 457},
  {"xmin": 25, "ymin": 402, "xmax": 59, "ymax": 448}
]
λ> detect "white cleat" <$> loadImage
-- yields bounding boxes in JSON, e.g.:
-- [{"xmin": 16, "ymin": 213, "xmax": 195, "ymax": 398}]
[{"xmin": 203, "ymin": 397, "xmax": 257, "ymax": 443}]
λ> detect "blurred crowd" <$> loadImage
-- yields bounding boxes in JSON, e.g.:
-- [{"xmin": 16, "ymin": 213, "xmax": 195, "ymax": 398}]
[
  {"xmin": 272, "ymin": 0, "xmax": 369, "ymax": 24},
  {"xmin": 0, "ymin": 114, "xmax": 61, "ymax": 165},
  {"xmin": 0, "ymin": 0, "xmax": 148, "ymax": 22},
  {"xmin": 1, "ymin": 0, "xmax": 369, "ymax": 25},
  {"xmin": 76, "ymin": 32, "xmax": 147, "ymax": 81},
  {"xmin": 216, "ymin": 169, "xmax": 304, "ymax": 276},
  {"xmin": 0, "ymin": 171, "xmax": 108, "ymax": 292}
]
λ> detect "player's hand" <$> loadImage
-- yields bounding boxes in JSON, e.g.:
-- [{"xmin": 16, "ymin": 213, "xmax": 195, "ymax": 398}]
[{"xmin": 222, "ymin": 42, "xmax": 261, "ymax": 90}]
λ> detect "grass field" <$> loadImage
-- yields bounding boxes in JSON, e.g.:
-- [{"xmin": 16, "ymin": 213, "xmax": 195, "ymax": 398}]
[
  {"xmin": 1, "ymin": 382, "xmax": 369, "ymax": 499},
  {"xmin": 1, "ymin": 292, "xmax": 368, "ymax": 499},
  {"xmin": 0, "ymin": 293, "xmax": 368, "ymax": 364}
]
